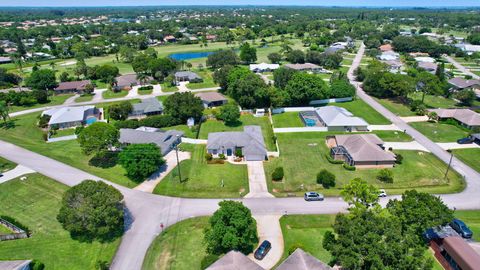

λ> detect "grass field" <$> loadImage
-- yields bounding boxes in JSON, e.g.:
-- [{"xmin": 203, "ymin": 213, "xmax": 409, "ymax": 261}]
[
  {"xmin": 49, "ymin": 128, "xmax": 76, "ymax": 138},
  {"xmin": 272, "ymin": 112, "xmax": 304, "ymax": 128},
  {"xmin": 102, "ymin": 90, "xmax": 129, "ymax": 99},
  {"xmin": 143, "ymin": 217, "xmax": 210, "ymax": 270},
  {"xmin": 161, "ymin": 82, "xmax": 178, "ymax": 92},
  {"xmin": 409, "ymin": 122, "xmax": 469, "ymax": 142},
  {"xmin": 375, "ymin": 97, "xmax": 417, "ymax": 117},
  {"xmin": 0, "ymin": 112, "xmax": 137, "ymax": 187},
  {"xmin": 0, "ymin": 156, "xmax": 16, "ymax": 172},
  {"xmin": 198, "ymin": 114, "xmax": 277, "ymax": 151},
  {"xmin": 153, "ymin": 144, "xmax": 249, "ymax": 198},
  {"xmin": 185, "ymin": 69, "xmax": 218, "ymax": 90},
  {"xmin": 264, "ymin": 132, "xmax": 464, "ymax": 197},
  {"xmin": 138, "ymin": 88, "xmax": 153, "ymax": 95},
  {"xmin": 9, "ymin": 94, "xmax": 73, "ymax": 113},
  {"xmin": 0, "ymin": 174, "xmax": 120, "ymax": 269},
  {"xmin": 453, "ymin": 148, "xmax": 480, "ymax": 173},
  {"xmin": 74, "ymin": 93, "xmax": 95, "ymax": 102}
]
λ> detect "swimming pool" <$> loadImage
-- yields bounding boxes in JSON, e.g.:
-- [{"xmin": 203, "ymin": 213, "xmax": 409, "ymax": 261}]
[
  {"xmin": 304, "ymin": 118, "xmax": 317, "ymax": 127},
  {"xmin": 85, "ymin": 117, "xmax": 97, "ymax": 125}
]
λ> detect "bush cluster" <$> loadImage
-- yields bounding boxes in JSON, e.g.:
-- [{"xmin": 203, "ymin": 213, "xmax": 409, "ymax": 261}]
[
  {"xmin": 377, "ymin": 169, "xmax": 394, "ymax": 183},
  {"xmin": 325, "ymin": 154, "xmax": 344, "ymax": 164},
  {"xmin": 114, "ymin": 115, "xmax": 181, "ymax": 129},
  {"xmin": 138, "ymin": 85, "xmax": 154, "ymax": 91},
  {"xmin": 272, "ymin": 167, "xmax": 284, "ymax": 181},
  {"xmin": 343, "ymin": 163, "xmax": 356, "ymax": 171},
  {"xmin": 316, "ymin": 169, "xmax": 336, "ymax": 188}
]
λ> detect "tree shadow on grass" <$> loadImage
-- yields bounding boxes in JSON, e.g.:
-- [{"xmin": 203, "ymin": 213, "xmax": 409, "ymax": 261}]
[
  {"xmin": 88, "ymin": 151, "xmax": 118, "ymax": 168},
  {"xmin": 0, "ymin": 120, "xmax": 17, "ymax": 130},
  {"xmin": 224, "ymin": 120, "xmax": 243, "ymax": 127}
]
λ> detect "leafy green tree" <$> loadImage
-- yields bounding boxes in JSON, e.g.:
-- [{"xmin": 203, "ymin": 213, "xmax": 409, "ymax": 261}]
[
  {"xmin": 467, "ymin": 33, "xmax": 480, "ymax": 45},
  {"xmin": 316, "ymin": 169, "xmax": 336, "ymax": 188},
  {"xmin": 284, "ymin": 72, "xmax": 330, "ymax": 105},
  {"xmin": 386, "ymin": 190, "xmax": 454, "ymax": 242},
  {"xmin": 454, "ymin": 89, "xmax": 476, "ymax": 106},
  {"xmin": 330, "ymin": 79, "xmax": 356, "ymax": 98},
  {"xmin": 204, "ymin": 201, "xmax": 258, "ymax": 255},
  {"xmin": 59, "ymin": 71, "xmax": 70, "ymax": 82},
  {"xmin": 218, "ymin": 102, "xmax": 240, "ymax": 125},
  {"xmin": 132, "ymin": 53, "xmax": 152, "ymax": 74},
  {"xmin": 415, "ymin": 72, "xmax": 443, "ymax": 103},
  {"xmin": 118, "ymin": 143, "xmax": 165, "ymax": 181},
  {"xmin": 25, "ymin": 69, "xmax": 57, "ymax": 90},
  {"xmin": 164, "ymin": 92, "xmax": 204, "ymax": 122},
  {"xmin": 108, "ymin": 101, "xmax": 133, "ymax": 121},
  {"xmin": 206, "ymin": 49, "xmax": 240, "ymax": 68},
  {"xmin": 286, "ymin": 49, "xmax": 305, "ymax": 64},
  {"xmin": 0, "ymin": 100, "xmax": 10, "ymax": 124},
  {"xmin": 95, "ymin": 65, "xmax": 119, "ymax": 83},
  {"xmin": 57, "ymin": 180, "xmax": 124, "ymax": 242},
  {"xmin": 267, "ymin": 52, "xmax": 282, "ymax": 64},
  {"xmin": 228, "ymin": 72, "xmax": 270, "ymax": 109},
  {"xmin": 149, "ymin": 58, "xmax": 176, "ymax": 80},
  {"xmin": 273, "ymin": 67, "xmax": 297, "ymax": 90},
  {"xmin": 77, "ymin": 122, "xmax": 119, "ymax": 155},
  {"xmin": 239, "ymin": 42, "xmax": 257, "ymax": 63},
  {"xmin": 213, "ymin": 65, "xmax": 234, "ymax": 91},
  {"xmin": 341, "ymin": 178, "xmax": 379, "ymax": 209},
  {"xmin": 119, "ymin": 46, "xmax": 136, "ymax": 63}
]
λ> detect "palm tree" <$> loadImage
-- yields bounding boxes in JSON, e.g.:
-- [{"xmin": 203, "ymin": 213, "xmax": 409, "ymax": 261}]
[
  {"xmin": 0, "ymin": 101, "xmax": 10, "ymax": 125},
  {"xmin": 136, "ymin": 73, "xmax": 148, "ymax": 86}
]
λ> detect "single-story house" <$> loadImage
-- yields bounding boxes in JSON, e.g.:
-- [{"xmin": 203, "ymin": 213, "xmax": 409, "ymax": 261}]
[
  {"xmin": 0, "ymin": 56, "xmax": 12, "ymax": 64},
  {"xmin": 377, "ymin": 50, "xmax": 399, "ymax": 61},
  {"xmin": 207, "ymin": 125, "xmax": 267, "ymax": 161},
  {"xmin": 164, "ymin": 35, "xmax": 176, "ymax": 43},
  {"xmin": 129, "ymin": 97, "xmax": 163, "ymax": 118},
  {"xmin": 324, "ymin": 46, "xmax": 344, "ymax": 54},
  {"xmin": 429, "ymin": 109, "xmax": 480, "ymax": 130},
  {"xmin": 276, "ymin": 249, "xmax": 332, "ymax": 270},
  {"xmin": 448, "ymin": 77, "xmax": 480, "ymax": 92},
  {"xmin": 195, "ymin": 92, "xmax": 228, "ymax": 108},
  {"xmin": 284, "ymin": 63, "xmax": 321, "ymax": 72},
  {"xmin": 418, "ymin": 62, "xmax": 438, "ymax": 74},
  {"xmin": 206, "ymin": 250, "xmax": 263, "ymax": 270},
  {"xmin": 415, "ymin": 56, "xmax": 436, "ymax": 63},
  {"xmin": 0, "ymin": 260, "xmax": 32, "ymax": 270},
  {"xmin": 456, "ymin": 44, "xmax": 480, "ymax": 55},
  {"xmin": 314, "ymin": 106, "xmax": 369, "ymax": 131},
  {"xmin": 327, "ymin": 134, "xmax": 397, "ymax": 168},
  {"xmin": 42, "ymin": 105, "xmax": 101, "ymax": 129},
  {"xmin": 53, "ymin": 80, "xmax": 92, "ymax": 95},
  {"xmin": 174, "ymin": 71, "xmax": 203, "ymax": 83},
  {"xmin": 383, "ymin": 59, "xmax": 403, "ymax": 73},
  {"xmin": 249, "ymin": 62, "xmax": 280, "ymax": 73},
  {"xmin": 114, "ymin": 74, "xmax": 152, "ymax": 91},
  {"xmin": 379, "ymin": 44, "xmax": 393, "ymax": 52},
  {"xmin": 119, "ymin": 127, "xmax": 183, "ymax": 156}
]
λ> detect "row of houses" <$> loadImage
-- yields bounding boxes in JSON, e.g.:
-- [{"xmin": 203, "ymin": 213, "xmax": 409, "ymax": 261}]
[{"xmin": 249, "ymin": 62, "xmax": 331, "ymax": 74}]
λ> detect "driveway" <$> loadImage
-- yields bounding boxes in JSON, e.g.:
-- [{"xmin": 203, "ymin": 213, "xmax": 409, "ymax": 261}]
[
  {"xmin": 0, "ymin": 165, "xmax": 36, "ymax": 184},
  {"xmin": 177, "ymin": 81, "xmax": 189, "ymax": 92},
  {"xmin": 134, "ymin": 151, "xmax": 191, "ymax": 193},
  {"xmin": 63, "ymin": 94, "xmax": 79, "ymax": 105},
  {"xmin": 245, "ymin": 161, "xmax": 274, "ymax": 198},
  {"xmin": 383, "ymin": 141, "xmax": 429, "ymax": 152},
  {"xmin": 248, "ymin": 215, "xmax": 283, "ymax": 270},
  {"xmin": 437, "ymin": 142, "xmax": 480, "ymax": 150},
  {"xmin": 400, "ymin": 116, "xmax": 429, "ymax": 123},
  {"xmin": 368, "ymin": 124, "xmax": 401, "ymax": 131}
]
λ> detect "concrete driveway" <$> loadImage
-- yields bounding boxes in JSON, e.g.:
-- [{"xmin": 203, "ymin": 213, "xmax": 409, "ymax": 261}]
[
  {"xmin": 437, "ymin": 142, "xmax": 480, "ymax": 150},
  {"xmin": 245, "ymin": 161, "xmax": 274, "ymax": 198},
  {"xmin": 248, "ymin": 215, "xmax": 284, "ymax": 270},
  {"xmin": 383, "ymin": 141, "xmax": 429, "ymax": 152},
  {"xmin": 0, "ymin": 165, "xmax": 36, "ymax": 184}
]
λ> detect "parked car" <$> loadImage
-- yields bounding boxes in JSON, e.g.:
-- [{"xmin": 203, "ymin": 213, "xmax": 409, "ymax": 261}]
[
  {"xmin": 450, "ymin": 219, "xmax": 473, "ymax": 239},
  {"xmin": 304, "ymin": 192, "xmax": 324, "ymax": 201},
  {"xmin": 378, "ymin": 189, "xmax": 387, "ymax": 198},
  {"xmin": 0, "ymin": 173, "xmax": 3, "ymax": 177},
  {"xmin": 254, "ymin": 240, "xmax": 271, "ymax": 260},
  {"xmin": 457, "ymin": 137, "xmax": 474, "ymax": 144}
]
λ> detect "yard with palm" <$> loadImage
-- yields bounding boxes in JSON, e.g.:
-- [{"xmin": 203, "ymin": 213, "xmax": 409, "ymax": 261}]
[
  {"xmin": 264, "ymin": 132, "xmax": 464, "ymax": 197},
  {"xmin": 0, "ymin": 174, "xmax": 120, "ymax": 269},
  {"xmin": 153, "ymin": 144, "xmax": 249, "ymax": 198}
]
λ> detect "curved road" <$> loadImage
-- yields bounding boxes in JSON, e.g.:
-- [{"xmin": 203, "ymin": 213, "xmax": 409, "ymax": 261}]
[{"xmin": 0, "ymin": 44, "xmax": 479, "ymax": 270}]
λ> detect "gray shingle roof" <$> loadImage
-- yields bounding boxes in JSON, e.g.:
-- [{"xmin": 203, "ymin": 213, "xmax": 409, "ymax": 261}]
[
  {"xmin": 316, "ymin": 106, "xmax": 369, "ymax": 127},
  {"xmin": 207, "ymin": 126, "xmax": 267, "ymax": 160},
  {"xmin": 448, "ymin": 77, "xmax": 480, "ymax": 89},
  {"xmin": 175, "ymin": 71, "xmax": 202, "ymax": 80},
  {"xmin": 334, "ymin": 134, "xmax": 396, "ymax": 162},
  {"xmin": 430, "ymin": 109, "xmax": 480, "ymax": 126},
  {"xmin": 195, "ymin": 92, "xmax": 228, "ymax": 103},
  {"xmin": 132, "ymin": 98, "xmax": 163, "ymax": 115},
  {"xmin": 207, "ymin": 251, "xmax": 264, "ymax": 270},
  {"xmin": 115, "ymin": 74, "xmax": 152, "ymax": 88},
  {"xmin": 54, "ymin": 80, "xmax": 91, "ymax": 91},
  {"xmin": 119, "ymin": 127, "xmax": 183, "ymax": 156},
  {"xmin": 276, "ymin": 249, "xmax": 332, "ymax": 270}
]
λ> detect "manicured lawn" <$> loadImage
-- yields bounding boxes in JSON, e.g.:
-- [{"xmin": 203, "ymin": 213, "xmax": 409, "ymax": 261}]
[
  {"xmin": 453, "ymin": 148, "xmax": 480, "ymax": 173},
  {"xmin": 372, "ymin": 130, "xmax": 413, "ymax": 142},
  {"xmin": 9, "ymin": 94, "xmax": 74, "ymax": 113},
  {"xmin": 185, "ymin": 70, "xmax": 218, "ymax": 90},
  {"xmin": 0, "ymin": 113, "xmax": 137, "ymax": 188},
  {"xmin": 375, "ymin": 97, "xmax": 416, "ymax": 117},
  {"xmin": 409, "ymin": 122, "xmax": 469, "ymax": 143},
  {"xmin": 143, "ymin": 217, "xmax": 209, "ymax": 270},
  {"xmin": 0, "ymin": 224, "xmax": 13, "ymax": 235},
  {"xmin": 454, "ymin": 210, "xmax": 480, "ymax": 242},
  {"xmin": 198, "ymin": 114, "xmax": 277, "ymax": 151},
  {"xmin": 138, "ymin": 88, "xmax": 153, "ymax": 95},
  {"xmin": 0, "ymin": 156, "xmax": 16, "ymax": 172},
  {"xmin": 102, "ymin": 90, "xmax": 128, "ymax": 99},
  {"xmin": 163, "ymin": 125, "xmax": 198, "ymax": 139},
  {"xmin": 161, "ymin": 83, "xmax": 178, "ymax": 92},
  {"xmin": 0, "ymin": 174, "xmax": 120, "ymax": 269},
  {"xmin": 154, "ymin": 144, "xmax": 249, "ymax": 198},
  {"xmin": 49, "ymin": 128, "xmax": 76, "ymax": 138},
  {"xmin": 74, "ymin": 93, "xmax": 95, "ymax": 103},
  {"xmin": 322, "ymin": 99, "xmax": 391, "ymax": 125},
  {"xmin": 272, "ymin": 112, "xmax": 304, "ymax": 128},
  {"xmin": 264, "ymin": 132, "xmax": 464, "ymax": 197}
]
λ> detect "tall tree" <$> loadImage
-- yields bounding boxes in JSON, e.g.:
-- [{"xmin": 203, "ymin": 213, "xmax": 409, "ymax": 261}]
[
  {"xmin": 239, "ymin": 42, "xmax": 257, "ymax": 64},
  {"xmin": 164, "ymin": 92, "xmax": 204, "ymax": 122},
  {"xmin": 77, "ymin": 122, "xmax": 119, "ymax": 155},
  {"xmin": 118, "ymin": 143, "xmax": 165, "ymax": 181}
]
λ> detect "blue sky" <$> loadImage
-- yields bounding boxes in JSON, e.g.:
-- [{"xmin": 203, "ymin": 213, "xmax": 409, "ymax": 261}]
[{"xmin": 1, "ymin": 0, "xmax": 480, "ymax": 7}]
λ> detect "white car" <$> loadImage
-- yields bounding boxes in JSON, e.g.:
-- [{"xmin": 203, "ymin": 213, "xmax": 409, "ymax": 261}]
[{"xmin": 378, "ymin": 189, "xmax": 387, "ymax": 198}]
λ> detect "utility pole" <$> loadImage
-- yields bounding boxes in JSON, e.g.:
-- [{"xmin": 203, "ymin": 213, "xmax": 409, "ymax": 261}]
[
  {"xmin": 175, "ymin": 135, "xmax": 182, "ymax": 182},
  {"xmin": 444, "ymin": 149, "xmax": 453, "ymax": 180}
]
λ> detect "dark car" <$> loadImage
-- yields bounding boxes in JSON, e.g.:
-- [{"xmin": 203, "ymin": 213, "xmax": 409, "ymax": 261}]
[
  {"xmin": 304, "ymin": 192, "xmax": 324, "ymax": 201},
  {"xmin": 457, "ymin": 137, "xmax": 474, "ymax": 144},
  {"xmin": 254, "ymin": 240, "xmax": 271, "ymax": 260},
  {"xmin": 450, "ymin": 219, "xmax": 473, "ymax": 239}
]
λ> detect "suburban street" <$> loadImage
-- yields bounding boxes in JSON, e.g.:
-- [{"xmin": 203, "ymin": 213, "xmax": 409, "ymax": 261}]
[
  {"xmin": 1, "ymin": 43, "xmax": 480, "ymax": 270},
  {"xmin": 444, "ymin": 55, "xmax": 480, "ymax": 80}
]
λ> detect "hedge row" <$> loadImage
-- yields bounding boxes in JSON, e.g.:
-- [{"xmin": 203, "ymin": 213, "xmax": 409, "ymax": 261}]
[{"xmin": 114, "ymin": 115, "xmax": 182, "ymax": 129}]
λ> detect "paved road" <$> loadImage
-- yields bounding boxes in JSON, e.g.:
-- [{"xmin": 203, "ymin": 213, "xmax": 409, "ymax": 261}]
[{"xmin": 444, "ymin": 55, "xmax": 480, "ymax": 80}]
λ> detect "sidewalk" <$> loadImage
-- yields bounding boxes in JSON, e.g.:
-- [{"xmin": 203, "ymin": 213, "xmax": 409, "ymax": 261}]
[{"xmin": 245, "ymin": 161, "xmax": 274, "ymax": 198}]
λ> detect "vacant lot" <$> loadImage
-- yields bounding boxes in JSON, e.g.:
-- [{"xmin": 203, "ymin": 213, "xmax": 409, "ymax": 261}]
[
  {"xmin": 143, "ymin": 217, "xmax": 210, "ymax": 270},
  {"xmin": 409, "ymin": 122, "xmax": 469, "ymax": 142},
  {"xmin": 9, "ymin": 94, "xmax": 74, "ymax": 113},
  {"xmin": 453, "ymin": 148, "xmax": 480, "ymax": 173},
  {"xmin": 0, "ymin": 174, "xmax": 119, "ymax": 269},
  {"xmin": 154, "ymin": 144, "xmax": 249, "ymax": 198},
  {"xmin": 264, "ymin": 132, "xmax": 464, "ymax": 196}
]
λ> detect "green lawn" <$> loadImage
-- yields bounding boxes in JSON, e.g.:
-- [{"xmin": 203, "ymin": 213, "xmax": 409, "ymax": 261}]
[
  {"xmin": 138, "ymin": 88, "xmax": 153, "ymax": 95},
  {"xmin": 74, "ymin": 93, "xmax": 95, "ymax": 103},
  {"xmin": 265, "ymin": 132, "xmax": 464, "ymax": 197},
  {"xmin": 9, "ymin": 94, "xmax": 74, "ymax": 113},
  {"xmin": 454, "ymin": 210, "xmax": 480, "ymax": 242},
  {"xmin": 161, "ymin": 83, "xmax": 178, "ymax": 92},
  {"xmin": 272, "ymin": 112, "xmax": 304, "ymax": 128},
  {"xmin": 0, "ymin": 224, "xmax": 13, "ymax": 235},
  {"xmin": 198, "ymin": 114, "xmax": 277, "ymax": 151},
  {"xmin": 0, "ymin": 174, "xmax": 120, "ymax": 269},
  {"xmin": 453, "ymin": 148, "xmax": 480, "ymax": 173},
  {"xmin": 0, "ymin": 156, "xmax": 16, "ymax": 172},
  {"xmin": 409, "ymin": 122, "xmax": 469, "ymax": 143},
  {"xmin": 163, "ymin": 125, "xmax": 198, "ymax": 139},
  {"xmin": 185, "ymin": 70, "xmax": 218, "ymax": 90},
  {"xmin": 154, "ymin": 144, "xmax": 249, "ymax": 198},
  {"xmin": 0, "ymin": 113, "xmax": 137, "ymax": 188},
  {"xmin": 372, "ymin": 130, "xmax": 413, "ymax": 142},
  {"xmin": 143, "ymin": 217, "xmax": 209, "ymax": 270},
  {"xmin": 49, "ymin": 128, "xmax": 76, "ymax": 138},
  {"xmin": 375, "ymin": 97, "xmax": 417, "ymax": 117},
  {"xmin": 102, "ymin": 90, "xmax": 129, "ymax": 99}
]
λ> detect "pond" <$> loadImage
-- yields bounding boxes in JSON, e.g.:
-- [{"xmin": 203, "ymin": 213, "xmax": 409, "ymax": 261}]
[{"xmin": 169, "ymin": 51, "xmax": 215, "ymax": 61}]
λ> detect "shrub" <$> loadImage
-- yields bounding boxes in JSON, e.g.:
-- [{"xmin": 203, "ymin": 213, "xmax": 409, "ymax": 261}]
[
  {"xmin": 343, "ymin": 163, "xmax": 356, "ymax": 171},
  {"xmin": 316, "ymin": 169, "xmax": 336, "ymax": 189},
  {"xmin": 272, "ymin": 167, "xmax": 284, "ymax": 181},
  {"xmin": 95, "ymin": 260, "xmax": 110, "ymax": 270},
  {"xmin": 377, "ymin": 169, "xmax": 394, "ymax": 183},
  {"xmin": 218, "ymin": 153, "xmax": 226, "ymax": 160},
  {"xmin": 138, "ymin": 85, "xmax": 154, "ymax": 91},
  {"xmin": 201, "ymin": 254, "xmax": 219, "ymax": 269},
  {"xmin": 75, "ymin": 126, "xmax": 84, "ymax": 135},
  {"xmin": 409, "ymin": 99, "xmax": 423, "ymax": 112},
  {"xmin": 30, "ymin": 260, "xmax": 45, "ymax": 270},
  {"xmin": 415, "ymin": 104, "xmax": 426, "ymax": 116},
  {"xmin": 37, "ymin": 114, "xmax": 50, "ymax": 128},
  {"xmin": 235, "ymin": 149, "xmax": 243, "ymax": 157},
  {"xmin": 326, "ymin": 154, "xmax": 344, "ymax": 164},
  {"xmin": 205, "ymin": 153, "xmax": 213, "ymax": 161},
  {"xmin": 395, "ymin": 154, "xmax": 403, "ymax": 164}
]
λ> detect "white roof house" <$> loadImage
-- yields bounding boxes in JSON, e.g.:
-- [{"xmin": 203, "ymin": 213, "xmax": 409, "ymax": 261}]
[
  {"xmin": 42, "ymin": 106, "xmax": 99, "ymax": 128},
  {"xmin": 377, "ymin": 51, "xmax": 399, "ymax": 61},
  {"xmin": 415, "ymin": 56, "xmax": 436, "ymax": 63},
  {"xmin": 249, "ymin": 62, "xmax": 280, "ymax": 72},
  {"xmin": 315, "ymin": 106, "xmax": 368, "ymax": 131}
]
